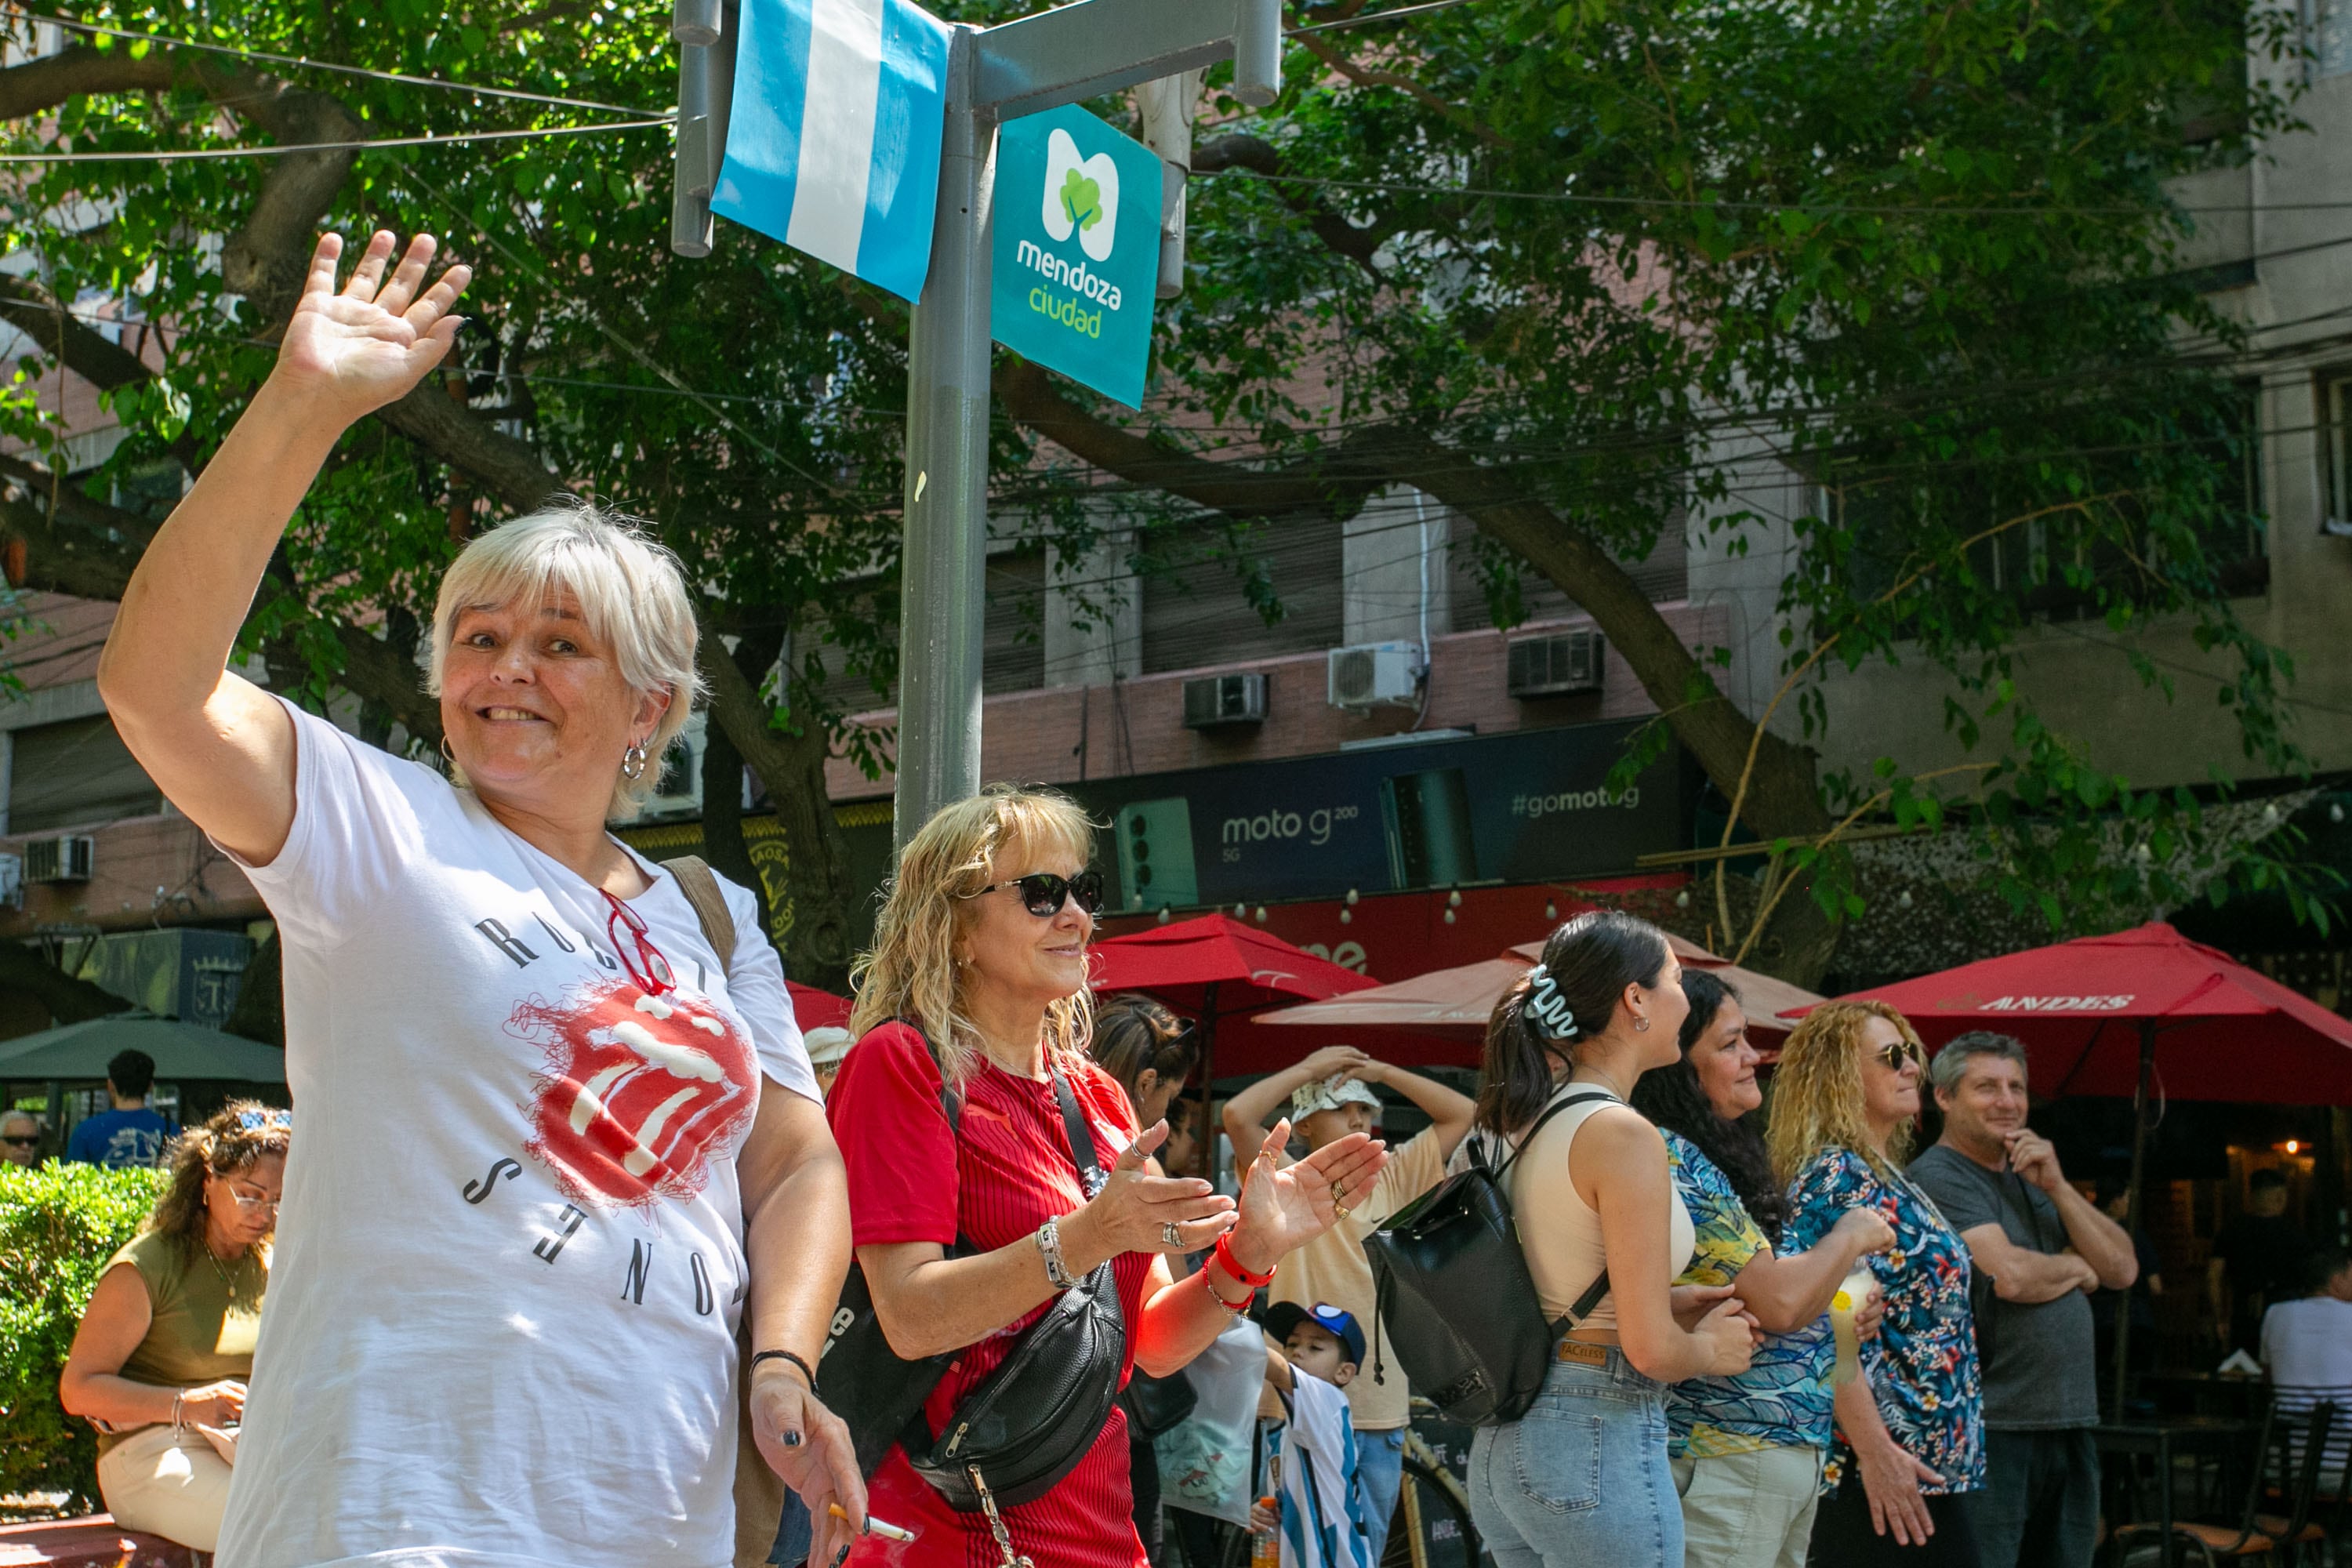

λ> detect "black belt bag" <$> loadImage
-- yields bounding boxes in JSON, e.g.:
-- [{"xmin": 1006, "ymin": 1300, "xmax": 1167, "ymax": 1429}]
[{"xmin": 904, "ymin": 1066, "xmax": 1130, "ymax": 1514}]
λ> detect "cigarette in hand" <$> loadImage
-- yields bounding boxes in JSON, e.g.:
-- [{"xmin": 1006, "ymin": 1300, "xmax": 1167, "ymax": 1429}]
[{"xmin": 829, "ymin": 1502, "xmax": 916, "ymax": 1543}]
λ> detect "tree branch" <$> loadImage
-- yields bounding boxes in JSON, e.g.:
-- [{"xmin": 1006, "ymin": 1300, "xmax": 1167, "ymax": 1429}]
[
  {"xmin": 698, "ymin": 625, "xmax": 856, "ymax": 992},
  {"xmin": 993, "ymin": 358, "xmax": 1378, "ymax": 517},
  {"xmin": 0, "ymin": 44, "xmax": 177, "ymax": 118},
  {"xmin": 0, "ymin": 941, "xmax": 132, "ymax": 1025},
  {"xmin": 0, "ymin": 276, "xmax": 154, "ymax": 392},
  {"xmin": 1192, "ymin": 134, "xmax": 1391, "ymax": 274}
]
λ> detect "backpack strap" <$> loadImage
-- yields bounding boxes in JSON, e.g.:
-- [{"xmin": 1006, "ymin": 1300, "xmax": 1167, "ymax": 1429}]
[
  {"xmin": 662, "ymin": 855, "xmax": 738, "ymax": 977},
  {"xmin": 1499, "ymin": 1088, "xmax": 1622, "ymax": 1337}
]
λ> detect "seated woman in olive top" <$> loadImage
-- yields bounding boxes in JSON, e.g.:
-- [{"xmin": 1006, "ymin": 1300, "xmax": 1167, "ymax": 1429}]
[{"xmin": 60, "ymin": 1102, "xmax": 289, "ymax": 1552}]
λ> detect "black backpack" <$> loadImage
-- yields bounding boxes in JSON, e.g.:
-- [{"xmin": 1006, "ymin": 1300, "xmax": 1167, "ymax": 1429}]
[{"xmin": 1365, "ymin": 1090, "xmax": 1615, "ymax": 1426}]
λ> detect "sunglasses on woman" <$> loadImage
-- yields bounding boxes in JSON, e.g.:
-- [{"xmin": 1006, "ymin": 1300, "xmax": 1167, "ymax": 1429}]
[
  {"xmin": 1875, "ymin": 1037, "xmax": 1925, "ymax": 1071},
  {"xmin": 969, "ymin": 870, "xmax": 1104, "ymax": 918}
]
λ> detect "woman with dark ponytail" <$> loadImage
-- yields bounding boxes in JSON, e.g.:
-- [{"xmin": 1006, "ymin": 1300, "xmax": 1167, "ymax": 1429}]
[
  {"xmin": 1632, "ymin": 972, "xmax": 1895, "ymax": 1568},
  {"xmin": 1461, "ymin": 911, "xmax": 1757, "ymax": 1568}
]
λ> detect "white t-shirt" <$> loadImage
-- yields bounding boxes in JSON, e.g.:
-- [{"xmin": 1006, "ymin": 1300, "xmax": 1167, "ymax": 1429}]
[
  {"xmin": 2260, "ymin": 1294, "xmax": 2352, "ymax": 1479},
  {"xmin": 215, "ymin": 702, "xmax": 819, "ymax": 1568}
]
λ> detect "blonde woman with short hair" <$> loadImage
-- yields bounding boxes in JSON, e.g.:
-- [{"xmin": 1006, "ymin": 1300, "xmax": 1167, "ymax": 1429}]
[
  {"xmin": 1773, "ymin": 1001, "xmax": 1985, "ymax": 1564},
  {"xmin": 97, "ymin": 230, "xmax": 861, "ymax": 1568},
  {"xmin": 828, "ymin": 786, "xmax": 1388, "ymax": 1568}
]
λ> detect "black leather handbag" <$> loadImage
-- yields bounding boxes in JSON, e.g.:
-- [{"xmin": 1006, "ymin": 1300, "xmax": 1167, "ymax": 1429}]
[
  {"xmin": 904, "ymin": 1068, "xmax": 1131, "ymax": 1513},
  {"xmin": 1120, "ymin": 1366, "xmax": 1199, "ymax": 1439}
]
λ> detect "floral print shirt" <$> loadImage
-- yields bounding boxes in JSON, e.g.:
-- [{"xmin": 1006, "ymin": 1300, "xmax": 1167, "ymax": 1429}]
[
  {"xmin": 1784, "ymin": 1146, "xmax": 1985, "ymax": 1495},
  {"xmin": 1662, "ymin": 1133, "xmax": 1836, "ymax": 1459}
]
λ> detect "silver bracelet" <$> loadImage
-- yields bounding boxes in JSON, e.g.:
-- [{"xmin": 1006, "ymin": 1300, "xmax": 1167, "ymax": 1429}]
[
  {"xmin": 1036, "ymin": 1217, "xmax": 1078, "ymax": 1290},
  {"xmin": 170, "ymin": 1390, "xmax": 187, "ymax": 1435}
]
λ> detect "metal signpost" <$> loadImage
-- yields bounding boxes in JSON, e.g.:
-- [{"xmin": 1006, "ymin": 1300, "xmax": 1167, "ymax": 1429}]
[{"xmin": 673, "ymin": 0, "xmax": 1281, "ymax": 852}]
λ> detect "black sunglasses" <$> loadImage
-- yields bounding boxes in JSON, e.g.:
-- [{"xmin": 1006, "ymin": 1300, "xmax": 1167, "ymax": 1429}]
[
  {"xmin": 971, "ymin": 870, "xmax": 1104, "ymax": 918},
  {"xmin": 2, "ymin": 1134, "xmax": 38, "ymax": 1148}
]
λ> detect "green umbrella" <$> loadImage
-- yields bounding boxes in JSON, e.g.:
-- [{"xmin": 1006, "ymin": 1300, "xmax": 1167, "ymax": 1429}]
[{"xmin": 0, "ymin": 1013, "xmax": 285, "ymax": 1083}]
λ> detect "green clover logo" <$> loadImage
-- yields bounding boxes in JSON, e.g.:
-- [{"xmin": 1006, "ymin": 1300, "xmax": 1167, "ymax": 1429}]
[{"xmin": 1058, "ymin": 167, "xmax": 1104, "ymax": 233}]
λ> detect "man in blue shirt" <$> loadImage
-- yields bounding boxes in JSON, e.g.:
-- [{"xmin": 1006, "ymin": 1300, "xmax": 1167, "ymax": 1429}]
[{"xmin": 64, "ymin": 1049, "xmax": 176, "ymax": 1167}]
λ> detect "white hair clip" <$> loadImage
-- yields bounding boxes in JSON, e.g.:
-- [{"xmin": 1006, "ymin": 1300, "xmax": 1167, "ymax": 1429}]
[{"xmin": 1524, "ymin": 964, "xmax": 1579, "ymax": 1041}]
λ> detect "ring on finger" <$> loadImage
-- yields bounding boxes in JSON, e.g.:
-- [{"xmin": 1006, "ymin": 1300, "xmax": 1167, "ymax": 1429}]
[{"xmin": 1162, "ymin": 1220, "xmax": 1183, "ymax": 1248}]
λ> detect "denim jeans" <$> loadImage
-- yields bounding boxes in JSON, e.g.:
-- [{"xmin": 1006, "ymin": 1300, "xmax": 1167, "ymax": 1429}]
[
  {"xmin": 1467, "ymin": 1348, "xmax": 1682, "ymax": 1568},
  {"xmin": 1975, "ymin": 1428, "xmax": 2099, "ymax": 1568},
  {"xmin": 1354, "ymin": 1427, "xmax": 1406, "ymax": 1566}
]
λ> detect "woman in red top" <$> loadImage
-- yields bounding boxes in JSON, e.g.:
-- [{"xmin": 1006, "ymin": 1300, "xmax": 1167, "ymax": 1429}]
[{"xmin": 829, "ymin": 786, "xmax": 1387, "ymax": 1568}]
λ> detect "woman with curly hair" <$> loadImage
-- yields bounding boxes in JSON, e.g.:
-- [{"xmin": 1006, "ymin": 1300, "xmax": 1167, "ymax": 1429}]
[
  {"xmin": 826, "ymin": 786, "xmax": 1387, "ymax": 1567},
  {"xmin": 60, "ymin": 1102, "xmax": 290, "ymax": 1552},
  {"xmin": 1772, "ymin": 1001, "xmax": 1984, "ymax": 1564},
  {"xmin": 1631, "ymin": 972, "xmax": 1893, "ymax": 1568}
]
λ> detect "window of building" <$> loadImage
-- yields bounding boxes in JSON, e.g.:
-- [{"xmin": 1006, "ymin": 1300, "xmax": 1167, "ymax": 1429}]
[
  {"xmin": 1141, "ymin": 519, "xmax": 1344, "ymax": 673},
  {"xmin": 982, "ymin": 549, "xmax": 1046, "ymax": 694},
  {"xmin": 2317, "ymin": 0, "xmax": 2352, "ymax": 77},
  {"xmin": 2325, "ymin": 369, "xmax": 2352, "ymax": 536},
  {"xmin": 5, "ymin": 713, "xmax": 162, "ymax": 835}
]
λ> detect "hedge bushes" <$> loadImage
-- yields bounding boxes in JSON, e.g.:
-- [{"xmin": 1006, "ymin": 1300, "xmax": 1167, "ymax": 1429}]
[{"xmin": 0, "ymin": 1163, "xmax": 168, "ymax": 1509}]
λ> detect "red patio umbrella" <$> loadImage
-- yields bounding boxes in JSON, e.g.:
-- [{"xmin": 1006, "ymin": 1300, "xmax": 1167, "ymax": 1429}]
[
  {"xmin": 1088, "ymin": 914, "xmax": 1381, "ymax": 1142},
  {"xmin": 787, "ymin": 981, "xmax": 854, "ymax": 1033},
  {"xmin": 1259, "ymin": 934, "xmax": 1824, "ymax": 1058},
  {"xmin": 1782, "ymin": 920, "xmax": 2352, "ymax": 1406}
]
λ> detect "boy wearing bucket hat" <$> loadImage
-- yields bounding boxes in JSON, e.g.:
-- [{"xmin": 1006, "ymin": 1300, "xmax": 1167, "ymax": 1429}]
[{"xmin": 1222, "ymin": 1047, "xmax": 1475, "ymax": 1561}]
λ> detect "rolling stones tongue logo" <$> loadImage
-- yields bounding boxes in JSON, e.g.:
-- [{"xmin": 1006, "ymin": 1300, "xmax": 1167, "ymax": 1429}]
[{"xmin": 512, "ymin": 981, "xmax": 757, "ymax": 1209}]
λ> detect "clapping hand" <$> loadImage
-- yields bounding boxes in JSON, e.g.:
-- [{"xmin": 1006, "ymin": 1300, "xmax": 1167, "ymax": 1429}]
[
  {"xmin": 273, "ymin": 231, "xmax": 471, "ymax": 428},
  {"xmin": 1075, "ymin": 1120, "xmax": 1239, "ymax": 1258},
  {"xmin": 1227, "ymin": 1117, "xmax": 1388, "ymax": 1273}
]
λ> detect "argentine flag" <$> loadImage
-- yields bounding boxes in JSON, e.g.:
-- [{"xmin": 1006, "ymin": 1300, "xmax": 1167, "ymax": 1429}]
[{"xmin": 713, "ymin": 0, "xmax": 951, "ymax": 303}]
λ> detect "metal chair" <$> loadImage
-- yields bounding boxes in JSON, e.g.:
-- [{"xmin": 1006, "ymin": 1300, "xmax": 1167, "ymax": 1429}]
[
  {"xmin": 2256, "ymin": 1400, "xmax": 2345, "ymax": 1567},
  {"xmin": 2111, "ymin": 1397, "xmax": 2285, "ymax": 1566}
]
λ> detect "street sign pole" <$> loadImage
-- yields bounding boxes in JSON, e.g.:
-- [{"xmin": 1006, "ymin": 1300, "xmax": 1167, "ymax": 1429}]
[
  {"xmin": 891, "ymin": 0, "xmax": 1279, "ymax": 853},
  {"xmin": 895, "ymin": 26, "xmax": 996, "ymax": 858}
]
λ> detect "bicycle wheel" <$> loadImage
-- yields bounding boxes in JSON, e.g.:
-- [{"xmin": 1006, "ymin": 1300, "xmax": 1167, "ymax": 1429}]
[{"xmin": 1382, "ymin": 1457, "xmax": 1482, "ymax": 1568}]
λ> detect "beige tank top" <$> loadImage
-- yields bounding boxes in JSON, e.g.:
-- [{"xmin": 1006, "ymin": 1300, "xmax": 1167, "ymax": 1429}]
[{"xmin": 1504, "ymin": 1087, "xmax": 1695, "ymax": 1332}]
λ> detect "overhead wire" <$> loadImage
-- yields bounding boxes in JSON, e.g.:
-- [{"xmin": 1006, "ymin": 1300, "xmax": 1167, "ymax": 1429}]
[
  {"xmin": 0, "ymin": 118, "xmax": 672, "ymax": 162},
  {"xmin": 9, "ymin": 10, "xmax": 668, "ymax": 117}
]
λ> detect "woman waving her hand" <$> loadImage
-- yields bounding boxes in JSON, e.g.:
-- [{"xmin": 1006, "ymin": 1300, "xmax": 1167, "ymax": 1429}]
[{"xmin": 100, "ymin": 232, "xmax": 862, "ymax": 1568}]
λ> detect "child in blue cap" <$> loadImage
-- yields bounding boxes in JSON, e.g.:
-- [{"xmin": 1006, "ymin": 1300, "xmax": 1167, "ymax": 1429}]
[{"xmin": 1255, "ymin": 1302, "xmax": 1374, "ymax": 1568}]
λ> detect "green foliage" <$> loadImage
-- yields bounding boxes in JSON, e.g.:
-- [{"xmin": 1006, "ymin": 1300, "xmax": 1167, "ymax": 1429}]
[{"xmin": 0, "ymin": 1163, "xmax": 169, "ymax": 1509}]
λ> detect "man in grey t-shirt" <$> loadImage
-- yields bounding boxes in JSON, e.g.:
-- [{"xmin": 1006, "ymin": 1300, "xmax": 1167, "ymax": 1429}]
[{"xmin": 1910, "ymin": 1032, "xmax": 2140, "ymax": 1568}]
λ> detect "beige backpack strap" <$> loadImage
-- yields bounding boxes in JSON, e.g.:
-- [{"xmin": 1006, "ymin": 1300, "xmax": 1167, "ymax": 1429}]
[
  {"xmin": 662, "ymin": 853, "xmax": 782, "ymax": 1566},
  {"xmin": 662, "ymin": 855, "xmax": 738, "ymax": 975}
]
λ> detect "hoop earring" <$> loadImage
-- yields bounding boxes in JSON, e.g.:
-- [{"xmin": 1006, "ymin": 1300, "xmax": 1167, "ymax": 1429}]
[
  {"xmin": 620, "ymin": 740, "xmax": 651, "ymax": 781},
  {"xmin": 1632, "ymin": 1017, "xmax": 1651, "ymax": 1033},
  {"xmin": 440, "ymin": 735, "xmax": 457, "ymax": 768}
]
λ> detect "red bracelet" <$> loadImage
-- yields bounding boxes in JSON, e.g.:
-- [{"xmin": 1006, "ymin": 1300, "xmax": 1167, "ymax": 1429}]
[{"xmin": 1214, "ymin": 1234, "xmax": 1276, "ymax": 1289}]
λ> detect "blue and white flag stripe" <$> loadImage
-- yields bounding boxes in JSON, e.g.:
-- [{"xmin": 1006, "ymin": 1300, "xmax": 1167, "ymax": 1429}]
[{"xmin": 713, "ymin": 0, "xmax": 949, "ymax": 303}]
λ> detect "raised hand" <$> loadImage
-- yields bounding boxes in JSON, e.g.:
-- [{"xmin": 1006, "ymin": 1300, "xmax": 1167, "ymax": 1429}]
[
  {"xmin": 273, "ymin": 231, "xmax": 471, "ymax": 430},
  {"xmin": 1229, "ymin": 1117, "xmax": 1388, "ymax": 1272},
  {"xmin": 1070, "ymin": 1120, "xmax": 1239, "ymax": 1262},
  {"xmin": 1298, "ymin": 1045, "xmax": 1372, "ymax": 1082}
]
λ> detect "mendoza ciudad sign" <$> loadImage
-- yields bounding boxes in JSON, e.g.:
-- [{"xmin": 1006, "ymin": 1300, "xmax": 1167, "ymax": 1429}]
[{"xmin": 991, "ymin": 103, "xmax": 1161, "ymax": 408}]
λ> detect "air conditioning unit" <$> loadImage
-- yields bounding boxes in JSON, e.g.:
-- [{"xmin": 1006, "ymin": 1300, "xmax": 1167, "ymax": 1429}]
[
  {"xmin": 1182, "ymin": 673, "xmax": 1268, "ymax": 730},
  {"xmin": 1507, "ymin": 630, "xmax": 1606, "ymax": 698},
  {"xmin": 22, "ymin": 834, "xmax": 94, "ymax": 884},
  {"xmin": 1327, "ymin": 641, "xmax": 1423, "ymax": 711}
]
